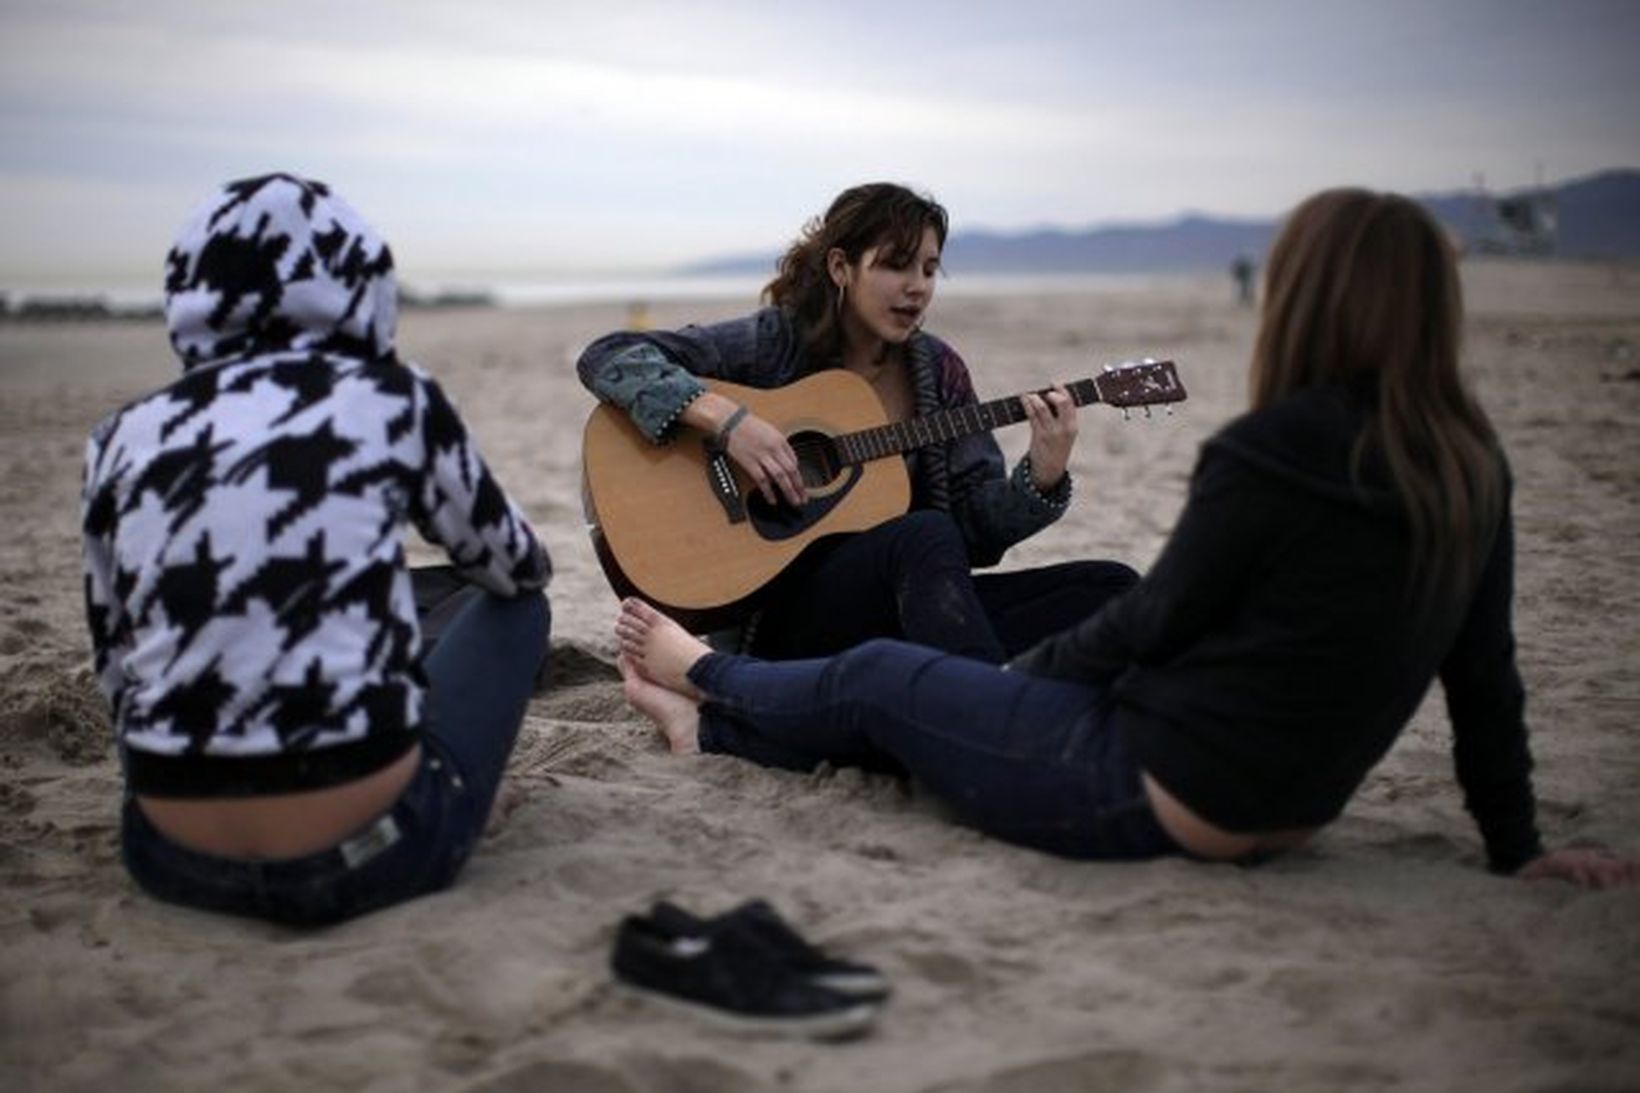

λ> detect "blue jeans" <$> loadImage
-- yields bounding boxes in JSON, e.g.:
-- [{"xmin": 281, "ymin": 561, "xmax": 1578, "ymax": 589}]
[
  {"xmin": 690, "ymin": 639, "xmax": 1179, "ymax": 861},
  {"xmin": 121, "ymin": 589, "xmax": 549, "ymax": 926}
]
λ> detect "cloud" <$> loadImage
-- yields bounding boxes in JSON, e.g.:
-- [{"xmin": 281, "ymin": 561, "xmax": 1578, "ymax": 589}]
[
  {"xmin": 0, "ymin": 173, "xmax": 190, "ymax": 283},
  {"xmin": 2, "ymin": 0, "xmax": 1636, "ymax": 281}
]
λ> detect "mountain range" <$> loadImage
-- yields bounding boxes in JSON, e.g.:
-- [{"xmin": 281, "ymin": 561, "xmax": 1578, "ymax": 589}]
[{"xmin": 681, "ymin": 169, "xmax": 1640, "ymax": 276}]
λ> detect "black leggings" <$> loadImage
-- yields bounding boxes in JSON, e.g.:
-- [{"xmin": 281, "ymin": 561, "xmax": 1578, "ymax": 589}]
[{"xmin": 748, "ymin": 510, "xmax": 1138, "ymax": 663}]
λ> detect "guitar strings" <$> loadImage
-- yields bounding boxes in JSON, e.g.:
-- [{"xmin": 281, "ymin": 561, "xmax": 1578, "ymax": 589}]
[{"xmin": 789, "ymin": 434, "xmax": 841, "ymax": 487}]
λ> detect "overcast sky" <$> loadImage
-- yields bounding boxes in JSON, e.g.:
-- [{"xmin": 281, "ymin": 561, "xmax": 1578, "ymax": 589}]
[{"xmin": 3, "ymin": 0, "xmax": 1637, "ymax": 288}]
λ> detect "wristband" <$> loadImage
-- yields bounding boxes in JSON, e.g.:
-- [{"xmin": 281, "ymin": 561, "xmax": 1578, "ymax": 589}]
[{"xmin": 714, "ymin": 404, "xmax": 750, "ymax": 446}]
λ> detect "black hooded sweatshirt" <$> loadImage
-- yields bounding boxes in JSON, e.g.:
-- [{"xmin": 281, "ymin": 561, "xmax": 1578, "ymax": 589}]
[{"xmin": 1009, "ymin": 379, "xmax": 1541, "ymax": 872}]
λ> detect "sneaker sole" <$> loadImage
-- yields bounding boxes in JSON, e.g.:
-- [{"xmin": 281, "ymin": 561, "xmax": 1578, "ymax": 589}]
[
  {"xmin": 615, "ymin": 982, "xmax": 879, "ymax": 1041},
  {"xmin": 810, "ymin": 971, "xmax": 893, "ymax": 1002}
]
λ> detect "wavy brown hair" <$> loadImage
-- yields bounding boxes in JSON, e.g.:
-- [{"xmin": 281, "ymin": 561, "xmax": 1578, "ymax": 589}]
[
  {"xmin": 763, "ymin": 182, "xmax": 948, "ymax": 362},
  {"xmin": 1252, "ymin": 188, "xmax": 1503, "ymax": 605}
]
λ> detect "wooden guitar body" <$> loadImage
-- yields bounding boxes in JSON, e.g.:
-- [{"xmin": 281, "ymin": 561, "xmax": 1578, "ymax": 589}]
[{"xmin": 583, "ymin": 372, "xmax": 909, "ymax": 627}]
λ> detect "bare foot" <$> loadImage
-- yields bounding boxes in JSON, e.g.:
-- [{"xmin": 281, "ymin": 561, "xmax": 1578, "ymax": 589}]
[
  {"xmin": 614, "ymin": 598, "xmax": 710, "ymax": 697},
  {"xmin": 618, "ymin": 653, "xmax": 702, "ymax": 754}
]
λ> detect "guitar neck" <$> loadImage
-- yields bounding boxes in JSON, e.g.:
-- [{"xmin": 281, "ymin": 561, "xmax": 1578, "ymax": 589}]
[{"xmin": 834, "ymin": 378, "xmax": 1102, "ymax": 465}]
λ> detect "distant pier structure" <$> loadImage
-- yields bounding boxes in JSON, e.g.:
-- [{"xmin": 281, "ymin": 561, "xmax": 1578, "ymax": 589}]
[{"xmin": 1463, "ymin": 173, "xmax": 1559, "ymax": 256}]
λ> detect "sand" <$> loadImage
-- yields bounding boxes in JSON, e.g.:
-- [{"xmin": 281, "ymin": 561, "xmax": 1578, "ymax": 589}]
[{"xmin": 2, "ymin": 262, "xmax": 1637, "ymax": 1092}]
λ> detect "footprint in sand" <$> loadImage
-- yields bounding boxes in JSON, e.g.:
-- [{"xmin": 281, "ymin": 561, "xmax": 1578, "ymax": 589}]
[
  {"xmin": 454, "ymin": 1057, "xmax": 734, "ymax": 1093},
  {"xmin": 929, "ymin": 1049, "xmax": 1168, "ymax": 1093},
  {"xmin": 0, "ymin": 779, "xmax": 36, "ymax": 815},
  {"xmin": 454, "ymin": 1058, "xmax": 590, "ymax": 1093},
  {"xmin": 543, "ymin": 641, "xmax": 622, "ymax": 690},
  {"xmin": 899, "ymin": 946, "xmax": 986, "ymax": 989},
  {"xmin": 0, "ymin": 615, "xmax": 52, "ymax": 654},
  {"xmin": 533, "ymin": 641, "xmax": 632, "ymax": 724}
]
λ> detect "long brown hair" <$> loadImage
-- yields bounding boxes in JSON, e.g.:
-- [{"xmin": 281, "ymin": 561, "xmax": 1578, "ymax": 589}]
[
  {"xmin": 763, "ymin": 182, "xmax": 948, "ymax": 362},
  {"xmin": 1251, "ymin": 188, "xmax": 1502, "ymax": 604}
]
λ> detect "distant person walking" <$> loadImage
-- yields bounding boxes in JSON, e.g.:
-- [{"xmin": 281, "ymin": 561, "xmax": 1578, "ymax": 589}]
[{"xmin": 1231, "ymin": 253, "xmax": 1256, "ymax": 306}]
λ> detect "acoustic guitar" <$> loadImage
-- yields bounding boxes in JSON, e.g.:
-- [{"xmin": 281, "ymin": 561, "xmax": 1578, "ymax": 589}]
[{"xmin": 581, "ymin": 359, "xmax": 1185, "ymax": 630}]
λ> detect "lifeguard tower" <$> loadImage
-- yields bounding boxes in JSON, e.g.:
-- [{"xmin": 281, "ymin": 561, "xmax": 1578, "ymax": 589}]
[{"xmin": 1465, "ymin": 176, "xmax": 1558, "ymax": 256}]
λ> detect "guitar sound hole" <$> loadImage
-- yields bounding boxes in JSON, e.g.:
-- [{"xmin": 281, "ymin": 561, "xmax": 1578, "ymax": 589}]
[
  {"xmin": 789, "ymin": 431, "xmax": 842, "ymax": 489},
  {"xmin": 744, "ymin": 430, "xmax": 859, "ymax": 541}
]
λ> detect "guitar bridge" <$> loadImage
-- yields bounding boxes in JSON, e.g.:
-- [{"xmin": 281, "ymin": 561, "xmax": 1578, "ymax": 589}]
[{"xmin": 703, "ymin": 442, "xmax": 747, "ymax": 524}]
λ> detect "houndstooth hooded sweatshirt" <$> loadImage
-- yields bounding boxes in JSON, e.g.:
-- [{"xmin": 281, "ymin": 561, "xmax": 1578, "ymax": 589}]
[{"xmin": 81, "ymin": 173, "xmax": 549, "ymax": 797}]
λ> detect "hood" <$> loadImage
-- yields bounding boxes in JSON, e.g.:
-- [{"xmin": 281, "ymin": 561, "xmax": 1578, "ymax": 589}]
[
  {"xmin": 1207, "ymin": 377, "xmax": 1400, "ymax": 515},
  {"xmin": 163, "ymin": 173, "xmax": 398, "ymax": 369}
]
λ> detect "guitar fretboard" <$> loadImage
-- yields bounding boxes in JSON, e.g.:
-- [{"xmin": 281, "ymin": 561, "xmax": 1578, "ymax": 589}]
[{"xmin": 833, "ymin": 378, "xmax": 1103, "ymax": 465}]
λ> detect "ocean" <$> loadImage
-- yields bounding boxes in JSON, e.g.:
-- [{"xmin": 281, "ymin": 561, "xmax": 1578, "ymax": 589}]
[{"xmin": 1, "ymin": 270, "xmax": 1192, "ymax": 317}]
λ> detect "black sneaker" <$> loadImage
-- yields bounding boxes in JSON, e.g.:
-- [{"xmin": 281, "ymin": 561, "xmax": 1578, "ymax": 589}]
[
  {"xmin": 609, "ymin": 914, "xmax": 878, "ymax": 1040},
  {"xmin": 651, "ymin": 899, "xmax": 892, "ymax": 1002}
]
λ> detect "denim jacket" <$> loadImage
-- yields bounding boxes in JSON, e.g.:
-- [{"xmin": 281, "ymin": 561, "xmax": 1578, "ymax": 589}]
[{"xmin": 577, "ymin": 307, "xmax": 1069, "ymax": 568}]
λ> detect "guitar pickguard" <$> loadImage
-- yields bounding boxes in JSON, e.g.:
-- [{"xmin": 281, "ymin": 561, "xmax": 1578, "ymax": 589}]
[{"xmin": 746, "ymin": 464, "xmax": 862, "ymax": 540}]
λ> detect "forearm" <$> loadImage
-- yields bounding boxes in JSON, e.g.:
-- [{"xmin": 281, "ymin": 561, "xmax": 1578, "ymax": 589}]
[
  {"xmin": 950, "ymin": 464, "xmax": 1069, "ymax": 567},
  {"xmin": 678, "ymin": 389, "xmax": 744, "ymax": 438},
  {"xmin": 416, "ymin": 375, "xmax": 553, "ymax": 595},
  {"xmin": 1442, "ymin": 497, "xmax": 1543, "ymax": 873},
  {"xmin": 1447, "ymin": 673, "xmax": 1542, "ymax": 873}
]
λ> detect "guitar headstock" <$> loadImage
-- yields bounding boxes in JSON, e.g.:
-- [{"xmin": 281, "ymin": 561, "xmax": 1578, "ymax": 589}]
[{"xmin": 1093, "ymin": 359, "xmax": 1186, "ymax": 409}]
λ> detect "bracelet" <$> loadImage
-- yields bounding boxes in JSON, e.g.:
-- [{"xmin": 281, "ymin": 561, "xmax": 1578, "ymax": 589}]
[
  {"xmin": 1016, "ymin": 455, "xmax": 1072, "ymax": 510},
  {"xmin": 714, "ymin": 404, "xmax": 750, "ymax": 446}
]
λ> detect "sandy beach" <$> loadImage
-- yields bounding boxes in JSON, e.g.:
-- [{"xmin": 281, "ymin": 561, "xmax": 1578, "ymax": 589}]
[{"xmin": 2, "ymin": 262, "xmax": 1638, "ymax": 1092}]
